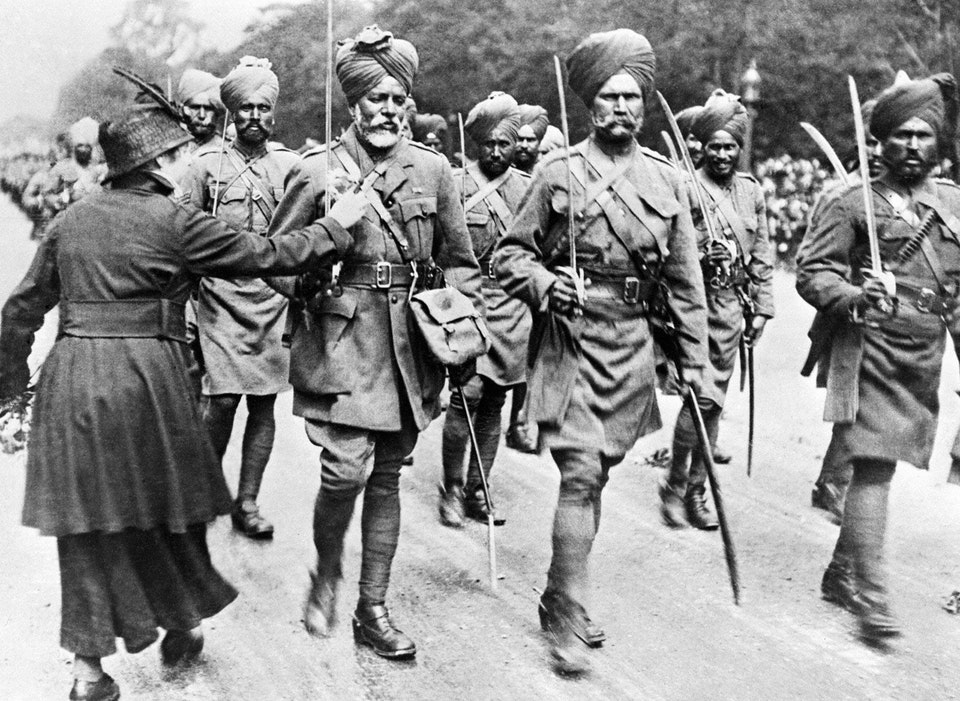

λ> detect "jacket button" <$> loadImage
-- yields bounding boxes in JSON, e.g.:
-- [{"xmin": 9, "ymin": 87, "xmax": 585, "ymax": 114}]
[
  {"xmin": 385, "ymin": 198, "xmax": 395, "ymax": 207},
  {"xmin": 391, "ymin": 294, "xmax": 398, "ymax": 303}
]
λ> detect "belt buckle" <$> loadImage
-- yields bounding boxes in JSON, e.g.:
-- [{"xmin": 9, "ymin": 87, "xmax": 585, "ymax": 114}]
[
  {"xmin": 487, "ymin": 258, "xmax": 496, "ymax": 279},
  {"xmin": 623, "ymin": 276, "xmax": 640, "ymax": 304},
  {"xmin": 375, "ymin": 261, "xmax": 392, "ymax": 289},
  {"xmin": 916, "ymin": 288, "xmax": 936, "ymax": 313}
]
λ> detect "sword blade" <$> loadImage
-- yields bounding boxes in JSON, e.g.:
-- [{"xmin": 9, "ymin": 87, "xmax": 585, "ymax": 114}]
[
  {"xmin": 799, "ymin": 122, "xmax": 850, "ymax": 187},
  {"xmin": 323, "ymin": 0, "xmax": 334, "ymax": 213},
  {"xmin": 849, "ymin": 76, "xmax": 882, "ymax": 275},
  {"xmin": 661, "ymin": 129, "xmax": 681, "ymax": 171},
  {"xmin": 747, "ymin": 346, "xmax": 755, "ymax": 477},
  {"xmin": 686, "ymin": 385, "xmax": 742, "ymax": 604}
]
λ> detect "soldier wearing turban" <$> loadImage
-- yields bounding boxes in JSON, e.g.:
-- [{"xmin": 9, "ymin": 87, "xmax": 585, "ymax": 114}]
[
  {"xmin": 267, "ymin": 24, "xmax": 482, "ymax": 660},
  {"xmin": 797, "ymin": 72, "xmax": 960, "ymax": 644},
  {"xmin": 177, "ymin": 68, "xmax": 225, "ymax": 148},
  {"xmin": 538, "ymin": 125, "xmax": 564, "ymax": 157},
  {"xmin": 513, "ymin": 104, "xmax": 550, "ymax": 175},
  {"xmin": 439, "ymin": 92, "xmax": 531, "ymax": 528},
  {"xmin": 185, "ymin": 55, "xmax": 301, "ymax": 542},
  {"xmin": 661, "ymin": 88, "xmax": 774, "ymax": 532},
  {"xmin": 675, "ymin": 105, "xmax": 705, "ymax": 166},
  {"xmin": 495, "ymin": 29, "xmax": 707, "ymax": 674},
  {"xmin": 411, "ymin": 113, "xmax": 447, "ymax": 154}
]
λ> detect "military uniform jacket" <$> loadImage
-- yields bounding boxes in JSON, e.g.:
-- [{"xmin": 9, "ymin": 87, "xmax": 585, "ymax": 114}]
[
  {"xmin": 692, "ymin": 169, "xmax": 774, "ymax": 406},
  {"xmin": 796, "ymin": 175, "xmax": 960, "ymax": 468},
  {"xmin": 267, "ymin": 125, "xmax": 484, "ymax": 432},
  {"xmin": 187, "ymin": 141, "xmax": 300, "ymax": 395},
  {"xmin": 494, "ymin": 138, "xmax": 708, "ymax": 457},
  {"xmin": 454, "ymin": 163, "xmax": 531, "ymax": 386}
]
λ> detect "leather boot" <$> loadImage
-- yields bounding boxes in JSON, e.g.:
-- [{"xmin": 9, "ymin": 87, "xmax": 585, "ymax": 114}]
[
  {"xmin": 659, "ymin": 478, "xmax": 687, "ymax": 529},
  {"xmin": 712, "ymin": 444, "xmax": 732, "ymax": 464},
  {"xmin": 464, "ymin": 487, "xmax": 505, "ymax": 526},
  {"xmin": 505, "ymin": 422, "xmax": 538, "ymax": 453},
  {"xmin": 858, "ymin": 593, "xmax": 901, "ymax": 643},
  {"xmin": 820, "ymin": 559, "xmax": 865, "ymax": 613},
  {"xmin": 160, "ymin": 627, "xmax": 204, "ymax": 665},
  {"xmin": 538, "ymin": 590, "xmax": 591, "ymax": 675},
  {"xmin": 811, "ymin": 481, "xmax": 845, "ymax": 523},
  {"xmin": 539, "ymin": 590, "xmax": 605, "ymax": 647},
  {"xmin": 69, "ymin": 675, "xmax": 120, "ymax": 701},
  {"xmin": 685, "ymin": 486, "xmax": 719, "ymax": 530},
  {"xmin": 231, "ymin": 499, "xmax": 274, "ymax": 540},
  {"xmin": 438, "ymin": 484, "xmax": 465, "ymax": 528},
  {"xmin": 304, "ymin": 571, "xmax": 339, "ymax": 638},
  {"xmin": 352, "ymin": 602, "xmax": 417, "ymax": 659}
]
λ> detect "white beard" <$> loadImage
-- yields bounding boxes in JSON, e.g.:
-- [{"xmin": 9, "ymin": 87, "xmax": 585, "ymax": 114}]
[{"xmin": 353, "ymin": 104, "xmax": 401, "ymax": 150}]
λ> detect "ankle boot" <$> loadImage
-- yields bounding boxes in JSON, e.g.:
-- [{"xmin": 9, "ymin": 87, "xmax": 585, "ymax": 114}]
[
  {"xmin": 685, "ymin": 486, "xmax": 719, "ymax": 530},
  {"xmin": 231, "ymin": 499, "xmax": 274, "ymax": 539},
  {"xmin": 438, "ymin": 484, "xmax": 465, "ymax": 528},
  {"xmin": 820, "ymin": 559, "xmax": 865, "ymax": 613},
  {"xmin": 352, "ymin": 602, "xmax": 417, "ymax": 659},
  {"xmin": 539, "ymin": 590, "xmax": 605, "ymax": 647},
  {"xmin": 304, "ymin": 571, "xmax": 339, "ymax": 638},
  {"xmin": 160, "ymin": 627, "xmax": 204, "ymax": 665},
  {"xmin": 538, "ymin": 590, "xmax": 591, "ymax": 675},
  {"xmin": 858, "ymin": 593, "xmax": 901, "ymax": 643},
  {"xmin": 69, "ymin": 674, "xmax": 120, "ymax": 701},
  {"xmin": 659, "ymin": 478, "xmax": 687, "ymax": 529}
]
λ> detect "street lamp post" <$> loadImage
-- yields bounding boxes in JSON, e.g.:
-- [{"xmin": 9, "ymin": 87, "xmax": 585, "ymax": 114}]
[{"xmin": 740, "ymin": 59, "xmax": 761, "ymax": 172}]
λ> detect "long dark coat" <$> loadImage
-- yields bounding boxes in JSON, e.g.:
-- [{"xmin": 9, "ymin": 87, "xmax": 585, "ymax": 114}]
[
  {"xmin": 494, "ymin": 138, "xmax": 708, "ymax": 459},
  {"xmin": 796, "ymin": 174, "xmax": 960, "ymax": 468},
  {"xmin": 266, "ymin": 125, "xmax": 483, "ymax": 433},
  {"xmin": 0, "ymin": 172, "xmax": 353, "ymax": 536}
]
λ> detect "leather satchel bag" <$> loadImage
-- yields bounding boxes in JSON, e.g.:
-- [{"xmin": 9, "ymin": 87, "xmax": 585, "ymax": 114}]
[{"xmin": 409, "ymin": 287, "xmax": 490, "ymax": 367}]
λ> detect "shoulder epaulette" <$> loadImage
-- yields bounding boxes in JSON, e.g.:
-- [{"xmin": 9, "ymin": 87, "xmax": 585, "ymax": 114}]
[
  {"xmin": 639, "ymin": 145, "xmax": 673, "ymax": 167},
  {"xmin": 267, "ymin": 143, "xmax": 296, "ymax": 155},
  {"xmin": 735, "ymin": 171, "xmax": 759, "ymax": 184},
  {"xmin": 934, "ymin": 176, "xmax": 960, "ymax": 189},
  {"xmin": 300, "ymin": 141, "xmax": 337, "ymax": 160},
  {"xmin": 509, "ymin": 166, "xmax": 531, "ymax": 180},
  {"xmin": 194, "ymin": 142, "xmax": 224, "ymax": 158},
  {"xmin": 406, "ymin": 140, "xmax": 444, "ymax": 158},
  {"xmin": 538, "ymin": 146, "xmax": 583, "ymax": 169}
]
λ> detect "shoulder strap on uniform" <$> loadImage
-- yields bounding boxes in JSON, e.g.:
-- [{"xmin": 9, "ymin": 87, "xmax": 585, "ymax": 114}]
[
  {"xmin": 464, "ymin": 166, "xmax": 514, "ymax": 236},
  {"xmin": 222, "ymin": 148, "xmax": 277, "ymax": 222}
]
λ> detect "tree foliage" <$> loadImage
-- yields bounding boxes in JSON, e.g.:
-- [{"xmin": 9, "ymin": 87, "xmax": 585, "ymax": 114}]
[{"xmin": 50, "ymin": 0, "xmax": 960, "ymax": 160}]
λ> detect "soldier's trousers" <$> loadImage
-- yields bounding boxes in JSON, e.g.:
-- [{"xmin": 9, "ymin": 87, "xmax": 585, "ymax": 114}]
[
  {"xmin": 305, "ymin": 418, "xmax": 417, "ymax": 606},
  {"xmin": 831, "ymin": 458, "xmax": 895, "ymax": 599},
  {"xmin": 668, "ymin": 396, "xmax": 722, "ymax": 492},
  {"xmin": 441, "ymin": 375, "xmax": 509, "ymax": 499},
  {"xmin": 201, "ymin": 393, "xmax": 277, "ymax": 503},
  {"xmin": 545, "ymin": 449, "xmax": 620, "ymax": 607},
  {"xmin": 815, "ymin": 425, "xmax": 853, "ymax": 490}
]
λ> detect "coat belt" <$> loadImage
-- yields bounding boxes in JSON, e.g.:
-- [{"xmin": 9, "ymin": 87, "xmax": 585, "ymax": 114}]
[{"xmin": 60, "ymin": 299, "xmax": 188, "ymax": 342}]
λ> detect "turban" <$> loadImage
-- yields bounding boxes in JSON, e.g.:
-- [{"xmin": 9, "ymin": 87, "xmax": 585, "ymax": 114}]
[
  {"xmin": 871, "ymin": 73, "xmax": 957, "ymax": 141},
  {"xmin": 691, "ymin": 89, "xmax": 749, "ymax": 146},
  {"xmin": 566, "ymin": 29, "xmax": 656, "ymax": 106},
  {"xmin": 336, "ymin": 25, "xmax": 419, "ymax": 104},
  {"xmin": 69, "ymin": 117, "xmax": 99, "ymax": 146},
  {"xmin": 220, "ymin": 56, "xmax": 279, "ymax": 112},
  {"xmin": 177, "ymin": 69, "xmax": 222, "ymax": 106},
  {"xmin": 861, "ymin": 99, "xmax": 877, "ymax": 132},
  {"xmin": 517, "ymin": 104, "xmax": 550, "ymax": 141},
  {"xmin": 675, "ymin": 106, "xmax": 703, "ymax": 138},
  {"xmin": 464, "ymin": 92, "xmax": 523, "ymax": 144},
  {"xmin": 412, "ymin": 113, "xmax": 447, "ymax": 143},
  {"xmin": 538, "ymin": 125, "xmax": 564, "ymax": 154}
]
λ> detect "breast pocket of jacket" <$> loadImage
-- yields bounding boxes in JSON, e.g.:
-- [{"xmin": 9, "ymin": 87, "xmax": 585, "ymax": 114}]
[
  {"xmin": 208, "ymin": 184, "xmax": 248, "ymax": 227},
  {"xmin": 398, "ymin": 196, "xmax": 438, "ymax": 252}
]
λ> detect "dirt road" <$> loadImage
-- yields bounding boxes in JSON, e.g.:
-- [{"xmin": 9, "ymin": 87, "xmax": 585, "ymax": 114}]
[{"xmin": 1, "ymin": 195, "xmax": 959, "ymax": 700}]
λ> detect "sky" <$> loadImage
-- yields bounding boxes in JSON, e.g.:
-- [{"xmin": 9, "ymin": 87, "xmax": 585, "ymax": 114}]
[{"xmin": 0, "ymin": 0, "xmax": 311, "ymax": 124}]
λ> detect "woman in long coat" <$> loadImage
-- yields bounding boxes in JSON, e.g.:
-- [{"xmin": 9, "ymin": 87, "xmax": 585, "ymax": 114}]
[{"xmin": 0, "ymin": 98, "xmax": 363, "ymax": 701}]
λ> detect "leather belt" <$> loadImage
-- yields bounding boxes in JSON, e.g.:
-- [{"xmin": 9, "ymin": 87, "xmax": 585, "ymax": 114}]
[
  {"xmin": 60, "ymin": 299, "xmax": 187, "ymax": 342},
  {"xmin": 897, "ymin": 282, "xmax": 955, "ymax": 317},
  {"xmin": 477, "ymin": 256, "xmax": 499, "ymax": 288},
  {"xmin": 339, "ymin": 262, "xmax": 422, "ymax": 289},
  {"xmin": 581, "ymin": 271, "xmax": 658, "ymax": 307}
]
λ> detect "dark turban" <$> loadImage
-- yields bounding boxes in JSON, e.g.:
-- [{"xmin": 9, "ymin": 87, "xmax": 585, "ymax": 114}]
[
  {"xmin": 566, "ymin": 29, "xmax": 656, "ymax": 106},
  {"xmin": 178, "ymin": 69, "xmax": 222, "ymax": 105},
  {"xmin": 412, "ymin": 113, "xmax": 447, "ymax": 143},
  {"xmin": 871, "ymin": 73, "xmax": 957, "ymax": 141},
  {"xmin": 220, "ymin": 56, "xmax": 279, "ymax": 112},
  {"xmin": 517, "ymin": 104, "xmax": 550, "ymax": 141},
  {"xmin": 691, "ymin": 89, "xmax": 749, "ymax": 146},
  {"xmin": 675, "ymin": 106, "xmax": 703, "ymax": 138},
  {"xmin": 336, "ymin": 25, "xmax": 419, "ymax": 104},
  {"xmin": 464, "ymin": 92, "xmax": 523, "ymax": 144}
]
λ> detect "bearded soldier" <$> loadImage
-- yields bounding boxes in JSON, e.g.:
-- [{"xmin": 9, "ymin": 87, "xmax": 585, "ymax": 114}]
[
  {"xmin": 266, "ymin": 25, "xmax": 482, "ymax": 659},
  {"xmin": 659, "ymin": 90, "xmax": 774, "ymax": 530},
  {"xmin": 675, "ymin": 105, "xmax": 705, "ymax": 167},
  {"xmin": 797, "ymin": 73, "xmax": 960, "ymax": 643},
  {"xmin": 186, "ymin": 57, "xmax": 300, "ymax": 539},
  {"xmin": 513, "ymin": 104, "xmax": 550, "ymax": 175},
  {"xmin": 439, "ymin": 92, "xmax": 530, "ymax": 527},
  {"xmin": 495, "ymin": 29, "xmax": 707, "ymax": 673},
  {"xmin": 178, "ymin": 68, "xmax": 226, "ymax": 150}
]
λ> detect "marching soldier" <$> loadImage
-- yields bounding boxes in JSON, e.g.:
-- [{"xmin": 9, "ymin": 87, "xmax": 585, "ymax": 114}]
[
  {"xmin": 495, "ymin": 28, "xmax": 707, "ymax": 673},
  {"xmin": 659, "ymin": 90, "xmax": 775, "ymax": 530},
  {"xmin": 675, "ymin": 105, "xmax": 705, "ymax": 167},
  {"xmin": 797, "ymin": 73, "xmax": 960, "ymax": 643},
  {"xmin": 513, "ymin": 104, "xmax": 550, "ymax": 175},
  {"xmin": 439, "ymin": 91, "xmax": 530, "ymax": 527},
  {"xmin": 178, "ymin": 68, "xmax": 226, "ymax": 150},
  {"xmin": 266, "ymin": 25, "xmax": 482, "ymax": 659},
  {"xmin": 187, "ymin": 56, "xmax": 300, "ymax": 539}
]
